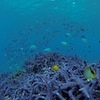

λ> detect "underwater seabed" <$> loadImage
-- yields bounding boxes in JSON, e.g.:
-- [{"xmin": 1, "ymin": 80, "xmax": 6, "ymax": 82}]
[{"xmin": 0, "ymin": 52, "xmax": 100, "ymax": 100}]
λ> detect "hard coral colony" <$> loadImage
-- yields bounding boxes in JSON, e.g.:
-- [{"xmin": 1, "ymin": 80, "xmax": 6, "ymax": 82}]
[{"xmin": 0, "ymin": 52, "xmax": 100, "ymax": 100}]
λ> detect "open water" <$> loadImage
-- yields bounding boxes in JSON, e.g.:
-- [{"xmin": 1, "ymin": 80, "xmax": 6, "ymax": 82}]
[{"xmin": 0, "ymin": 0, "xmax": 100, "ymax": 73}]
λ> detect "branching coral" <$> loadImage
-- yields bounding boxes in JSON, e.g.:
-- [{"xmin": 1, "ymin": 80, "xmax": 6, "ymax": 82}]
[{"xmin": 0, "ymin": 52, "xmax": 100, "ymax": 100}]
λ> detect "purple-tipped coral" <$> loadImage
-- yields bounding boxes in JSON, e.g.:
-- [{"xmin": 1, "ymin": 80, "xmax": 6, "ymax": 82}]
[{"xmin": 0, "ymin": 52, "xmax": 100, "ymax": 100}]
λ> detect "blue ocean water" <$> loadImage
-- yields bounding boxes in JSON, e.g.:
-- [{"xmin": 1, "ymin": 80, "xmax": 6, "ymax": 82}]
[{"xmin": 0, "ymin": 0, "xmax": 100, "ymax": 73}]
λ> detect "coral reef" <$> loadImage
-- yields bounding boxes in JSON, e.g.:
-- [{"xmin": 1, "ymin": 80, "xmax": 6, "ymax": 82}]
[{"xmin": 0, "ymin": 52, "xmax": 100, "ymax": 100}]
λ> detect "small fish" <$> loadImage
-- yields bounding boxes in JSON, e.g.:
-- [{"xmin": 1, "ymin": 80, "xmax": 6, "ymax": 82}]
[
  {"xmin": 30, "ymin": 45, "xmax": 37, "ymax": 49},
  {"xmin": 65, "ymin": 33, "xmax": 71, "ymax": 37},
  {"xmin": 43, "ymin": 48, "xmax": 51, "ymax": 52},
  {"xmin": 20, "ymin": 48, "xmax": 24, "ymax": 51},
  {"xmin": 51, "ymin": 65, "xmax": 60, "ymax": 71},
  {"xmin": 82, "ymin": 38, "xmax": 88, "ymax": 43},
  {"xmin": 83, "ymin": 66, "xmax": 96, "ymax": 81},
  {"xmin": 61, "ymin": 42, "xmax": 68, "ymax": 46}
]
